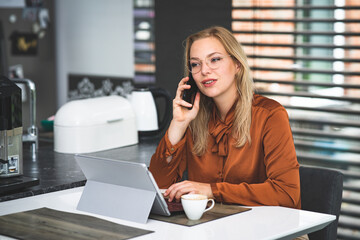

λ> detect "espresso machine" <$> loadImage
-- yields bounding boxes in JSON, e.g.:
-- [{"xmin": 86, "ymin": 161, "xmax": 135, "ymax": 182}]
[{"xmin": 0, "ymin": 76, "xmax": 23, "ymax": 178}]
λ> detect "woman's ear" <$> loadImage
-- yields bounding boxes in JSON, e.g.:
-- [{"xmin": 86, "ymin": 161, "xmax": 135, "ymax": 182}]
[{"xmin": 235, "ymin": 60, "xmax": 241, "ymax": 74}]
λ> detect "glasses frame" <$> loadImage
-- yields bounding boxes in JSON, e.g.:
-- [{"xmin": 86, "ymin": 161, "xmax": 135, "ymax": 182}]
[{"xmin": 187, "ymin": 54, "xmax": 232, "ymax": 74}]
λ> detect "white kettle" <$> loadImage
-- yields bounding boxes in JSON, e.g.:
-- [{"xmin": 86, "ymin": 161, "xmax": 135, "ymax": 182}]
[{"xmin": 128, "ymin": 87, "xmax": 172, "ymax": 136}]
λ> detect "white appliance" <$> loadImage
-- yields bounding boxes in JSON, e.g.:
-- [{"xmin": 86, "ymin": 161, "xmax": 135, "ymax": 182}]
[
  {"xmin": 128, "ymin": 87, "xmax": 172, "ymax": 136},
  {"xmin": 129, "ymin": 89, "xmax": 158, "ymax": 131},
  {"xmin": 54, "ymin": 96, "xmax": 138, "ymax": 154}
]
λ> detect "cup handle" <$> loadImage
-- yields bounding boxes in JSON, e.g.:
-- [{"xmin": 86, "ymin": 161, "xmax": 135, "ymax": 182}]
[{"xmin": 204, "ymin": 199, "xmax": 215, "ymax": 213}]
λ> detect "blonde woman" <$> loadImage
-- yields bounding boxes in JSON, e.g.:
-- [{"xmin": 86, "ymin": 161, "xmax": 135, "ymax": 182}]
[{"xmin": 149, "ymin": 26, "xmax": 301, "ymax": 209}]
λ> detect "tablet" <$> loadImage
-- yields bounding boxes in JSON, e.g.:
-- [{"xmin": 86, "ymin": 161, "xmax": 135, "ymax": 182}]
[{"xmin": 75, "ymin": 154, "xmax": 171, "ymax": 217}]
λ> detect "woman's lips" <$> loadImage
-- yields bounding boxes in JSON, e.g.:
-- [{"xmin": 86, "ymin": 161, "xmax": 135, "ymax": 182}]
[{"xmin": 201, "ymin": 79, "xmax": 217, "ymax": 87}]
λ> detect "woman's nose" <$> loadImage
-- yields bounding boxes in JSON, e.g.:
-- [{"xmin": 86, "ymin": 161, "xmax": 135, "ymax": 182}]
[{"xmin": 200, "ymin": 62, "xmax": 212, "ymax": 75}]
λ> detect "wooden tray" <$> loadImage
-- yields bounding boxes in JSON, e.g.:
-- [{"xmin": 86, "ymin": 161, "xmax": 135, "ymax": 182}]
[
  {"xmin": 150, "ymin": 203, "xmax": 251, "ymax": 227},
  {"xmin": 0, "ymin": 208, "xmax": 153, "ymax": 240}
]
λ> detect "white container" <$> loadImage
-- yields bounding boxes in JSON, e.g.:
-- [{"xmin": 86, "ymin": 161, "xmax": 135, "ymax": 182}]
[{"xmin": 54, "ymin": 96, "xmax": 138, "ymax": 154}]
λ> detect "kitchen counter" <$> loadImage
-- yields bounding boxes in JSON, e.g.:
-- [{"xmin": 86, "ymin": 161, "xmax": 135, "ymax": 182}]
[{"xmin": 0, "ymin": 135, "xmax": 159, "ymax": 202}]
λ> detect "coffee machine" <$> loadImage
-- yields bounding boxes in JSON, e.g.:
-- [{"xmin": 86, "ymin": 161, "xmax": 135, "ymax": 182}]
[{"xmin": 0, "ymin": 76, "xmax": 23, "ymax": 178}]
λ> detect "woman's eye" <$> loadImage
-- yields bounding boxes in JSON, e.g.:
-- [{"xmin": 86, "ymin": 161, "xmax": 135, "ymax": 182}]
[
  {"xmin": 211, "ymin": 57, "xmax": 222, "ymax": 63},
  {"xmin": 190, "ymin": 62, "xmax": 200, "ymax": 68}
]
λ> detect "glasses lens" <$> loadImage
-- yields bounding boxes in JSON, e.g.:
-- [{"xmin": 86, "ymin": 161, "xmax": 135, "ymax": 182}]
[
  {"xmin": 189, "ymin": 61, "xmax": 201, "ymax": 73},
  {"xmin": 206, "ymin": 55, "xmax": 224, "ymax": 70}
]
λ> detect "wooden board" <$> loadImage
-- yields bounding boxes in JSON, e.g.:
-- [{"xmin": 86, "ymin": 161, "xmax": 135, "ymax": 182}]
[
  {"xmin": 150, "ymin": 203, "xmax": 251, "ymax": 227},
  {"xmin": 0, "ymin": 208, "xmax": 153, "ymax": 240}
]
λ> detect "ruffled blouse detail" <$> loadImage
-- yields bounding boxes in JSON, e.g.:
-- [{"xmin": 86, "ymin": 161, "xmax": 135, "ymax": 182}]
[{"xmin": 209, "ymin": 104, "xmax": 236, "ymax": 157}]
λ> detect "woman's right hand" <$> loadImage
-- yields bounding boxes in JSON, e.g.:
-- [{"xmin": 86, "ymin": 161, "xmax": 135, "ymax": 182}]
[{"xmin": 168, "ymin": 77, "xmax": 200, "ymax": 145}]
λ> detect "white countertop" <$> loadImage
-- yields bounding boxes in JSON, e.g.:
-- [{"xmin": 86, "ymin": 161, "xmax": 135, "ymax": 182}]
[{"xmin": 0, "ymin": 187, "xmax": 335, "ymax": 240}]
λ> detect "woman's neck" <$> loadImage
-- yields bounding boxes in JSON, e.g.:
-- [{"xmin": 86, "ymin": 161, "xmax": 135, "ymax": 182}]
[{"xmin": 214, "ymin": 92, "xmax": 238, "ymax": 121}]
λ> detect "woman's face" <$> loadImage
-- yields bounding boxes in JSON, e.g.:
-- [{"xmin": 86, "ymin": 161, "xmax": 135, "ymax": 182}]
[{"xmin": 189, "ymin": 37, "xmax": 240, "ymax": 104}]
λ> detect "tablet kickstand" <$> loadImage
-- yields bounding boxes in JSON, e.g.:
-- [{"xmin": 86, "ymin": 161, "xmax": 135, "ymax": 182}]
[{"xmin": 77, "ymin": 180, "xmax": 156, "ymax": 224}]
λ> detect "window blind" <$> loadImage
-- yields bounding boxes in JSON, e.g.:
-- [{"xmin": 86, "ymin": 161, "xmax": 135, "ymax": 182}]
[
  {"xmin": 232, "ymin": 0, "xmax": 360, "ymax": 238},
  {"xmin": 134, "ymin": 0, "xmax": 156, "ymax": 84}
]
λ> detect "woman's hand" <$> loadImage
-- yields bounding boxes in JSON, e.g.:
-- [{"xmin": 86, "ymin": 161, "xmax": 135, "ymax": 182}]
[
  {"xmin": 164, "ymin": 180, "xmax": 214, "ymax": 202},
  {"xmin": 168, "ymin": 77, "xmax": 200, "ymax": 145},
  {"xmin": 172, "ymin": 77, "xmax": 200, "ymax": 123}
]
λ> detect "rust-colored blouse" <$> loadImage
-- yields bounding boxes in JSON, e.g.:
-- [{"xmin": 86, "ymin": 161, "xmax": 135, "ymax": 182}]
[{"xmin": 149, "ymin": 94, "xmax": 301, "ymax": 209}]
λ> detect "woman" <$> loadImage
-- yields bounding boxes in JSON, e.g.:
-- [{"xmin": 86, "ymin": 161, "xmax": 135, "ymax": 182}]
[{"xmin": 149, "ymin": 26, "xmax": 301, "ymax": 209}]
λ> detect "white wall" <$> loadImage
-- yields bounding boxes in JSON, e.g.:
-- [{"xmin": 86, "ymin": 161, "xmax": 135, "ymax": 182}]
[{"xmin": 55, "ymin": 0, "xmax": 133, "ymax": 108}]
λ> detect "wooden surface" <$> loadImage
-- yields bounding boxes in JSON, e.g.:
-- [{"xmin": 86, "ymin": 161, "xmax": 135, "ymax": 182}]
[
  {"xmin": 0, "ymin": 208, "xmax": 153, "ymax": 240},
  {"xmin": 150, "ymin": 203, "xmax": 251, "ymax": 226}
]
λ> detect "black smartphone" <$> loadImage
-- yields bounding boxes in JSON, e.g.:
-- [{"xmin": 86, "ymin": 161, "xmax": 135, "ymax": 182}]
[{"xmin": 182, "ymin": 73, "xmax": 198, "ymax": 110}]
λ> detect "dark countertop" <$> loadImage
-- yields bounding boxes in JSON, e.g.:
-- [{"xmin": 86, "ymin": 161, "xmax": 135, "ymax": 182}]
[{"xmin": 0, "ymin": 135, "xmax": 159, "ymax": 202}]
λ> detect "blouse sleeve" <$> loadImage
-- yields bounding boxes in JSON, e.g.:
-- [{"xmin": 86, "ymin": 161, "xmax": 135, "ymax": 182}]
[
  {"xmin": 149, "ymin": 129, "xmax": 188, "ymax": 189},
  {"xmin": 211, "ymin": 107, "xmax": 301, "ymax": 208}
]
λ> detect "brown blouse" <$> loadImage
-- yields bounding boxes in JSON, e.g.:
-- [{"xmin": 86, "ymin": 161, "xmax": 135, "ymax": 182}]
[{"xmin": 149, "ymin": 94, "xmax": 301, "ymax": 209}]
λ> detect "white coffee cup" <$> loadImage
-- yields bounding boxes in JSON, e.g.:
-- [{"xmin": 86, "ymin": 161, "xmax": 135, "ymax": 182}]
[{"xmin": 181, "ymin": 194, "xmax": 215, "ymax": 221}]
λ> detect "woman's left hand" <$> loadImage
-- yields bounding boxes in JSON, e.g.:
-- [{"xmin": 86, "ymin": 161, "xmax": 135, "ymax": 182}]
[{"xmin": 164, "ymin": 180, "xmax": 214, "ymax": 202}]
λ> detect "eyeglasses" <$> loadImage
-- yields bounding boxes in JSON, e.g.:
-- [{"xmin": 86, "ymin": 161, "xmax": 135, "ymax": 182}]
[{"xmin": 188, "ymin": 54, "xmax": 232, "ymax": 74}]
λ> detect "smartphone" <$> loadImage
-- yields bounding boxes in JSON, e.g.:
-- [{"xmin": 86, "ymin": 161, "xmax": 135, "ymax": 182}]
[{"xmin": 182, "ymin": 73, "xmax": 198, "ymax": 110}]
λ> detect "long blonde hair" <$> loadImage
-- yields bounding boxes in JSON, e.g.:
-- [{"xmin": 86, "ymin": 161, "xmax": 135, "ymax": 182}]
[{"xmin": 184, "ymin": 26, "xmax": 254, "ymax": 156}]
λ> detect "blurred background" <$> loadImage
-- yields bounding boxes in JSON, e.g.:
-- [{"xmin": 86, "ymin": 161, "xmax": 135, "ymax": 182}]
[{"xmin": 0, "ymin": 0, "xmax": 359, "ymax": 238}]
